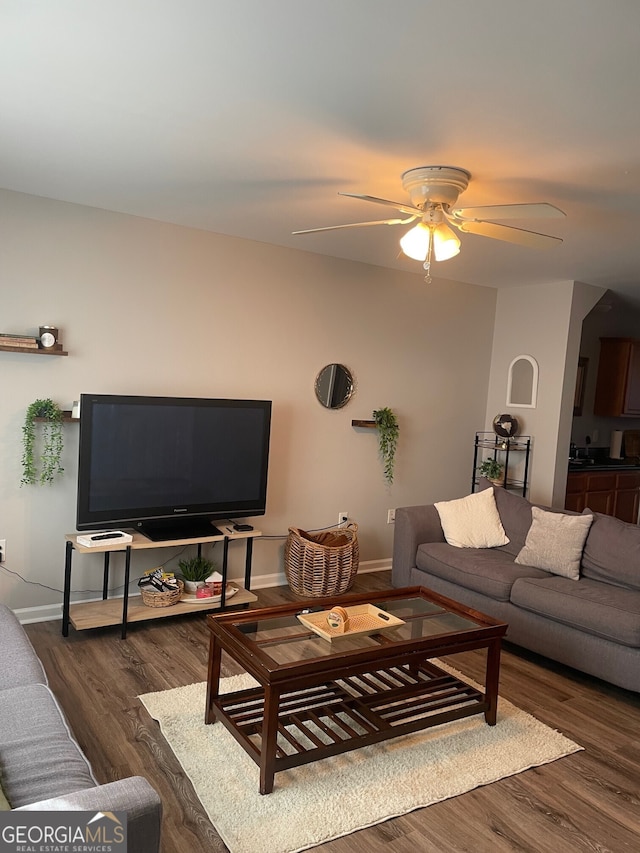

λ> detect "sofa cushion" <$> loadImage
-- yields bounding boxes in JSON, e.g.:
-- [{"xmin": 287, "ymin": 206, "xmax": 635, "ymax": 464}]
[
  {"xmin": 581, "ymin": 512, "xmax": 640, "ymax": 591},
  {"xmin": 511, "ymin": 575, "xmax": 640, "ymax": 647},
  {"xmin": 417, "ymin": 542, "xmax": 549, "ymax": 601},
  {"xmin": 434, "ymin": 488, "xmax": 508, "ymax": 549},
  {"xmin": 514, "ymin": 507, "xmax": 594, "ymax": 579},
  {"xmin": 0, "ymin": 684, "xmax": 96, "ymax": 808}
]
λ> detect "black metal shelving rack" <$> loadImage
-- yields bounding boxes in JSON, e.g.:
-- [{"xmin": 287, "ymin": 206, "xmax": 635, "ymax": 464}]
[{"xmin": 472, "ymin": 432, "xmax": 531, "ymax": 497}]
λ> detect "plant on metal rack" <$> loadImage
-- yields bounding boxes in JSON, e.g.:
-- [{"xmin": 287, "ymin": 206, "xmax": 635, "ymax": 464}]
[{"xmin": 478, "ymin": 456, "xmax": 504, "ymax": 484}]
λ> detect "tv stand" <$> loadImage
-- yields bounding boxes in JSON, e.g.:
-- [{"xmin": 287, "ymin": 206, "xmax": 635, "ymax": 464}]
[
  {"xmin": 137, "ymin": 519, "xmax": 223, "ymax": 541},
  {"xmin": 62, "ymin": 528, "xmax": 260, "ymax": 639}
]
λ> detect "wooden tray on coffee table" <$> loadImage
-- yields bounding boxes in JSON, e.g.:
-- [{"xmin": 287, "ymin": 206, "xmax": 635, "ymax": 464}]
[{"xmin": 297, "ymin": 603, "xmax": 405, "ymax": 641}]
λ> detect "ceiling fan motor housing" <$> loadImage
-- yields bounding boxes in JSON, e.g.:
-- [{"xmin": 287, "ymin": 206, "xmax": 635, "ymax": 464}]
[{"xmin": 401, "ymin": 165, "xmax": 471, "ymax": 209}]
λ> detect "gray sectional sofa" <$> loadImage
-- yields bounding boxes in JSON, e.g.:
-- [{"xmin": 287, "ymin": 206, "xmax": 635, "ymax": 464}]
[
  {"xmin": 0, "ymin": 604, "xmax": 162, "ymax": 850},
  {"xmin": 392, "ymin": 481, "xmax": 640, "ymax": 693}
]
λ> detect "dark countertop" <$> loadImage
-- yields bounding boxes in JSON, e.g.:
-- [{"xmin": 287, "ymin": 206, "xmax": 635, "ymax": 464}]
[{"xmin": 568, "ymin": 461, "xmax": 640, "ymax": 472}]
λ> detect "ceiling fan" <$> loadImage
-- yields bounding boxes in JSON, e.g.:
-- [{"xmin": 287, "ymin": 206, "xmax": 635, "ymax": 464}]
[{"xmin": 293, "ymin": 166, "xmax": 565, "ymax": 282}]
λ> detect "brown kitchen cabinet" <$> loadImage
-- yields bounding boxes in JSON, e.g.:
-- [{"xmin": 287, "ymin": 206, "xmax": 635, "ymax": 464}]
[
  {"xmin": 614, "ymin": 471, "xmax": 640, "ymax": 523},
  {"xmin": 565, "ymin": 472, "xmax": 587, "ymax": 513},
  {"xmin": 593, "ymin": 337, "xmax": 640, "ymax": 417},
  {"xmin": 565, "ymin": 470, "xmax": 640, "ymax": 523}
]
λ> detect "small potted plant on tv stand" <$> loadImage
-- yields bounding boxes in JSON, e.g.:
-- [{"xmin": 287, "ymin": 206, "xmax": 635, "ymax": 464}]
[{"xmin": 178, "ymin": 556, "xmax": 217, "ymax": 594}]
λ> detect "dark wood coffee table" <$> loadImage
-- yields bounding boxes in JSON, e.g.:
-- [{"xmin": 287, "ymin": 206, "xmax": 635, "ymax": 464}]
[{"xmin": 205, "ymin": 586, "xmax": 507, "ymax": 793}]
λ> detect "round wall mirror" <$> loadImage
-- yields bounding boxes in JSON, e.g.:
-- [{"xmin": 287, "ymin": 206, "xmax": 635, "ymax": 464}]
[{"xmin": 315, "ymin": 364, "xmax": 354, "ymax": 409}]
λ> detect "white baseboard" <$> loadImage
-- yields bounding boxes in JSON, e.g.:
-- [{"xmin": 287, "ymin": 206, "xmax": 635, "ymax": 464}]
[
  {"xmin": 14, "ymin": 603, "xmax": 64, "ymax": 625},
  {"xmin": 14, "ymin": 558, "xmax": 392, "ymax": 625}
]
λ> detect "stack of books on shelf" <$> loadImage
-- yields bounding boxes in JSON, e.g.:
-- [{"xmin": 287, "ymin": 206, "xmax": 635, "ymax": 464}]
[{"xmin": 0, "ymin": 333, "xmax": 38, "ymax": 349}]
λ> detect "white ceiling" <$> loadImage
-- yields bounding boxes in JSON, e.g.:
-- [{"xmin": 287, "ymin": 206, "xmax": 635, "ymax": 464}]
[{"xmin": 3, "ymin": 1, "xmax": 640, "ymax": 305}]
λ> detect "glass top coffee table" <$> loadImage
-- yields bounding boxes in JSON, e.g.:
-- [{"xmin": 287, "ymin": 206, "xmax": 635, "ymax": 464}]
[{"xmin": 205, "ymin": 586, "xmax": 507, "ymax": 793}]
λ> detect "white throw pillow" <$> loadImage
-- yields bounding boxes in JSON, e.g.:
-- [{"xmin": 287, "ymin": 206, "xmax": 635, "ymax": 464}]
[
  {"xmin": 434, "ymin": 488, "xmax": 509, "ymax": 549},
  {"xmin": 514, "ymin": 507, "xmax": 594, "ymax": 579}
]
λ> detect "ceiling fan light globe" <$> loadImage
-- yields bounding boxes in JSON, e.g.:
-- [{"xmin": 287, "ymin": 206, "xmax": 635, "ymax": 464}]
[
  {"xmin": 433, "ymin": 223, "xmax": 461, "ymax": 261},
  {"xmin": 399, "ymin": 222, "xmax": 430, "ymax": 261}
]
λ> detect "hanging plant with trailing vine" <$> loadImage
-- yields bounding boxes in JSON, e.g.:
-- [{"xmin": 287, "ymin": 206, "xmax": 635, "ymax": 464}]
[
  {"xmin": 373, "ymin": 407, "xmax": 399, "ymax": 486},
  {"xmin": 21, "ymin": 399, "xmax": 64, "ymax": 485}
]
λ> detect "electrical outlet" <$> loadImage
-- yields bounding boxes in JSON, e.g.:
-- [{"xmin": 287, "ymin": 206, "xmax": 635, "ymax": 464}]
[
  {"xmin": 387, "ymin": 509, "xmax": 396, "ymax": 524},
  {"xmin": 338, "ymin": 511, "xmax": 348, "ymax": 526},
  {"xmin": 0, "ymin": 539, "xmax": 5, "ymax": 563}
]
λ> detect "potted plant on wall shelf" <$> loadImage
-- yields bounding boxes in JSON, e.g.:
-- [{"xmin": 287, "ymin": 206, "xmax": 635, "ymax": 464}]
[
  {"xmin": 21, "ymin": 399, "xmax": 64, "ymax": 485},
  {"xmin": 478, "ymin": 457, "xmax": 505, "ymax": 486},
  {"xmin": 177, "ymin": 555, "xmax": 218, "ymax": 594},
  {"xmin": 373, "ymin": 407, "xmax": 399, "ymax": 486}
]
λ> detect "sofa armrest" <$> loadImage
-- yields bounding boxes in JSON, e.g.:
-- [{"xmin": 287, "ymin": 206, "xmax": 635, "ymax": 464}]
[
  {"xmin": 15, "ymin": 777, "xmax": 162, "ymax": 853},
  {"xmin": 0, "ymin": 604, "xmax": 48, "ymax": 688},
  {"xmin": 392, "ymin": 505, "xmax": 445, "ymax": 587}
]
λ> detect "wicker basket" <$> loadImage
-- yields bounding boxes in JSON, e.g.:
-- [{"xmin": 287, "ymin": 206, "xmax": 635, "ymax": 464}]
[
  {"xmin": 284, "ymin": 523, "xmax": 359, "ymax": 597},
  {"xmin": 140, "ymin": 579, "xmax": 184, "ymax": 608}
]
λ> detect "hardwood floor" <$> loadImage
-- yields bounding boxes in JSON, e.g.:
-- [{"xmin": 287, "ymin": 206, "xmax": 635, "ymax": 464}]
[{"xmin": 26, "ymin": 571, "xmax": 640, "ymax": 853}]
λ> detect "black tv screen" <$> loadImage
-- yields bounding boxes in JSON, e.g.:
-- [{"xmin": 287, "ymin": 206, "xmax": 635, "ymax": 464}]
[{"xmin": 76, "ymin": 394, "xmax": 272, "ymax": 540}]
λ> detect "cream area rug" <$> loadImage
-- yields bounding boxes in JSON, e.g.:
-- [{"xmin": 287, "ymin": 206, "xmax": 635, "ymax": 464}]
[{"xmin": 139, "ymin": 671, "xmax": 582, "ymax": 853}]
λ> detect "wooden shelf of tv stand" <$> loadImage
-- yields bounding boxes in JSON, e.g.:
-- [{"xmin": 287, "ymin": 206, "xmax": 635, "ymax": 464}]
[
  {"xmin": 69, "ymin": 586, "xmax": 258, "ymax": 631},
  {"xmin": 67, "ymin": 528, "xmax": 261, "ymax": 554}
]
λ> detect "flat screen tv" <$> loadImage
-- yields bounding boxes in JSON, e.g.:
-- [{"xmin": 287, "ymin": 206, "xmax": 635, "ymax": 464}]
[{"xmin": 76, "ymin": 394, "xmax": 272, "ymax": 540}]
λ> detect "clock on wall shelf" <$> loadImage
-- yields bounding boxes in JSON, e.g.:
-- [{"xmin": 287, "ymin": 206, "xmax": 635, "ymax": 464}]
[{"xmin": 0, "ymin": 328, "xmax": 68, "ymax": 356}]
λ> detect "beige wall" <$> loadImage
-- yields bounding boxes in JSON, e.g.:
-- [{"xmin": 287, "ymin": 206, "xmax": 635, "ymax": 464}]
[
  {"xmin": 484, "ymin": 281, "xmax": 604, "ymax": 507},
  {"xmin": 0, "ymin": 189, "xmax": 497, "ymax": 615}
]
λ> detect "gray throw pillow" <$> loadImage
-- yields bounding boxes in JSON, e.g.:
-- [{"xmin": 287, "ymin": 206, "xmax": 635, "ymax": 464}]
[{"xmin": 514, "ymin": 507, "xmax": 593, "ymax": 579}]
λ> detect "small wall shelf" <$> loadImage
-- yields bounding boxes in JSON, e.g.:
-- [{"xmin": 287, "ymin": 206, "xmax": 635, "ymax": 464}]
[
  {"xmin": 351, "ymin": 419, "xmax": 376, "ymax": 428},
  {"xmin": 0, "ymin": 344, "xmax": 68, "ymax": 356},
  {"xmin": 34, "ymin": 411, "xmax": 78, "ymax": 423}
]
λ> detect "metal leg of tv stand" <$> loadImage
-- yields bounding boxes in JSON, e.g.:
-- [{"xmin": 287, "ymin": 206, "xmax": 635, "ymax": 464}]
[
  {"xmin": 244, "ymin": 538, "xmax": 254, "ymax": 590},
  {"xmin": 62, "ymin": 541, "xmax": 73, "ymax": 637},
  {"xmin": 220, "ymin": 537, "xmax": 230, "ymax": 607},
  {"xmin": 120, "ymin": 546, "xmax": 132, "ymax": 639},
  {"xmin": 103, "ymin": 553, "xmax": 110, "ymax": 599},
  {"xmin": 218, "ymin": 535, "xmax": 254, "ymax": 609}
]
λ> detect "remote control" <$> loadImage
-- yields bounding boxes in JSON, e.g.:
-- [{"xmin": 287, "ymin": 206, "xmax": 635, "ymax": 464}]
[{"xmin": 90, "ymin": 532, "xmax": 124, "ymax": 541}]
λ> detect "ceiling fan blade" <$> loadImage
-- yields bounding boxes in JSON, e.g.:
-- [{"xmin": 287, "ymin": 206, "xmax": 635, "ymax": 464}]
[
  {"xmin": 452, "ymin": 202, "xmax": 565, "ymax": 221},
  {"xmin": 338, "ymin": 192, "xmax": 422, "ymax": 217},
  {"xmin": 292, "ymin": 215, "xmax": 418, "ymax": 235},
  {"xmin": 455, "ymin": 219, "xmax": 563, "ymax": 248}
]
